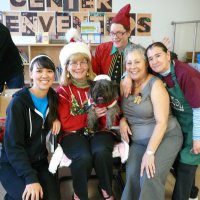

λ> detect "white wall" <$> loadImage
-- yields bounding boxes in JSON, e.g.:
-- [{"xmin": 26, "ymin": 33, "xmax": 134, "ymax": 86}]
[{"xmin": 1, "ymin": 0, "xmax": 200, "ymax": 60}]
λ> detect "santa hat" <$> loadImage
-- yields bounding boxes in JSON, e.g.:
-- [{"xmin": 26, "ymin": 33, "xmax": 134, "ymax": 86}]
[
  {"xmin": 111, "ymin": 4, "xmax": 131, "ymax": 29},
  {"xmin": 65, "ymin": 28, "xmax": 82, "ymax": 43},
  {"xmin": 94, "ymin": 74, "xmax": 111, "ymax": 81},
  {"xmin": 59, "ymin": 42, "xmax": 91, "ymax": 69}
]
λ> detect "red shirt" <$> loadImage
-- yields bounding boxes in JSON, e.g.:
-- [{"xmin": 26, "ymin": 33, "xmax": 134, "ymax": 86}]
[
  {"xmin": 57, "ymin": 84, "xmax": 89, "ymax": 132},
  {"xmin": 92, "ymin": 41, "xmax": 114, "ymax": 75}
]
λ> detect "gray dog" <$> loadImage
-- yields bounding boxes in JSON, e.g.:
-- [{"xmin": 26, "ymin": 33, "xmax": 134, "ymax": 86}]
[{"xmin": 87, "ymin": 75, "xmax": 120, "ymax": 132}]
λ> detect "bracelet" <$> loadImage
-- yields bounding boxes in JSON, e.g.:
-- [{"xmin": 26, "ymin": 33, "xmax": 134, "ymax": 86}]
[{"xmin": 146, "ymin": 150, "xmax": 155, "ymax": 155}]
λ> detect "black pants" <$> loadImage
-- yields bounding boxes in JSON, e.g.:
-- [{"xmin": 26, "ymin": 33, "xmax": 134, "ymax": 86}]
[
  {"xmin": 61, "ymin": 131, "xmax": 115, "ymax": 200},
  {"xmin": 0, "ymin": 159, "xmax": 59, "ymax": 200},
  {"xmin": 172, "ymin": 161, "xmax": 198, "ymax": 200}
]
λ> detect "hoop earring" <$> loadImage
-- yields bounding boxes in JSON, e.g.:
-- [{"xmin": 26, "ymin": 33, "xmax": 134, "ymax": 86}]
[
  {"xmin": 67, "ymin": 72, "xmax": 70, "ymax": 78},
  {"xmin": 86, "ymin": 72, "xmax": 89, "ymax": 77}
]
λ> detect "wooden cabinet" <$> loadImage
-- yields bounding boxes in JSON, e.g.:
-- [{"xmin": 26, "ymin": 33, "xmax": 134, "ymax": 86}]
[{"xmin": 186, "ymin": 51, "xmax": 200, "ymax": 63}]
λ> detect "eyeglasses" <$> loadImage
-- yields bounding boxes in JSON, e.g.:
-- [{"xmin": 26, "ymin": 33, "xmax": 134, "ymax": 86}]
[
  {"xmin": 69, "ymin": 61, "xmax": 88, "ymax": 68},
  {"xmin": 109, "ymin": 31, "xmax": 127, "ymax": 38}
]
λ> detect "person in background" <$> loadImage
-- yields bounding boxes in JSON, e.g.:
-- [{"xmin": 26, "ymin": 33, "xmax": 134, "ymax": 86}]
[
  {"xmin": 91, "ymin": 3, "xmax": 170, "ymax": 121},
  {"xmin": 57, "ymin": 42, "xmax": 115, "ymax": 200},
  {"xmin": 146, "ymin": 42, "xmax": 200, "ymax": 200},
  {"xmin": 92, "ymin": 4, "xmax": 132, "ymax": 85},
  {"xmin": 120, "ymin": 44, "xmax": 183, "ymax": 200},
  {"xmin": 0, "ymin": 55, "xmax": 60, "ymax": 200},
  {"xmin": 0, "ymin": 23, "xmax": 24, "ymax": 93}
]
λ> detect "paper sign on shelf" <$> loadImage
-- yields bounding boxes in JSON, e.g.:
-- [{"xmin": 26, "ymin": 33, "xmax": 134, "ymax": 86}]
[{"xmin": 81, "ymin": 22, "xmax": 101, "ymax": 34}]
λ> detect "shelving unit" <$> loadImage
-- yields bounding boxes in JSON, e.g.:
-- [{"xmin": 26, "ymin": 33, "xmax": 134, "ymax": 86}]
[
  {"xmin": 186, "ymin": 51, "xmax": 200, "ymax": 63},
  {"xmin": 17, "ymin": 44, "xmax": 65, "ymax": 85},
  {"xmin": 17, "ymin": 44, "xmax": 97, "ymax": 85}
]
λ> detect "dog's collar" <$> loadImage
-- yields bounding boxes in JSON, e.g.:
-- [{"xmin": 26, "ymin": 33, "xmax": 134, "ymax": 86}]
[
  {"xmin": 88, "ymin": 97, "xmax": 118, "ymax": 109},
  {"xmin": 96, "ymin": 99, "xmax": 118, "ymax": 109}
]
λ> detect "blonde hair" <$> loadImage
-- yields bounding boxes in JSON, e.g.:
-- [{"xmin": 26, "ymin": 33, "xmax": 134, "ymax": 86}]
[{"xmin": 60, "ymin": 53, "xmax": 96, "ymax": 86}]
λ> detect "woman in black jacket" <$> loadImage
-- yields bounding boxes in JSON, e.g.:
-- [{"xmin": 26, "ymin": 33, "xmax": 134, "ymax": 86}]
[{"xmin": 0, "ymin": 55, "xmax": 60, "ymax": 200}]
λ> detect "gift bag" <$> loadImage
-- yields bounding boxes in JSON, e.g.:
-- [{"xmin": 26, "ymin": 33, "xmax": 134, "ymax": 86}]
[{"xmin": 0, "ymin": 118, "xmax": 6, "ymax": 143}]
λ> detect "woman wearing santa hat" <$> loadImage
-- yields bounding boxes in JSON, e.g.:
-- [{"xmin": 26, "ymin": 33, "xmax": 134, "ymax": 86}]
[{"xmin": 57, "ymin": 42, "xmax": 117, "ymax": 200}]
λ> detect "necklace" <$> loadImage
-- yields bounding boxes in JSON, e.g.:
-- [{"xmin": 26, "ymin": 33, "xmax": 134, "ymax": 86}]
[{"xmin": 134, "ymin": 93, "xmax": 142, "ymax": 104}]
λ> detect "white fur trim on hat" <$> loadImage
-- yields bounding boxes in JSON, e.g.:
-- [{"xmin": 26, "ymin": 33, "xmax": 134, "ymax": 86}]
[
  {"xmin": 94, "ymin": 74, "xmax": 111, "ymax": 81},
  {"xmin": 65, "ymin": 28, "xmax": 81, "ymax": 43},
  {"xmin": 59, "ymin": 42, "xmax": 91, "ymax": 69}
]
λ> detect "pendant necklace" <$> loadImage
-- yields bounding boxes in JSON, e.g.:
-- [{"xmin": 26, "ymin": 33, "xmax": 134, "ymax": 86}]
[
  {"xmin": 133, "ymin": 93, "xmax": 142, "ymax": 104},
  {"xmin": 132, "ymin": 75, "xmax": 148, "ymax": 104}
]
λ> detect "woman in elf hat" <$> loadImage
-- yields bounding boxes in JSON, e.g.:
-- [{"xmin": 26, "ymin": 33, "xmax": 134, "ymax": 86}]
[
  {"xmin": 92, "ymin": 4, "xmax": 132, "ymax": 85},
  {"xmin": 91, "ymin": 4, "xmax": 169, "ymax": 85},
  {"xmin": 57, "ymin": 42, "xmax": 120, "ymax": 200}
]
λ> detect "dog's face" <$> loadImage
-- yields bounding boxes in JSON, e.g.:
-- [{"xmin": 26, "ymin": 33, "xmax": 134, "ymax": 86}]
[{"xmin": 88, "ymin": 79, "xmax": 119, "ymax": 105}]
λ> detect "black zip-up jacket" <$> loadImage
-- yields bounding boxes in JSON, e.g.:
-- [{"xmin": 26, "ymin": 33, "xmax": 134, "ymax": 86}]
[
  {"xmin": 0, "ymin": 23, "xmax": 23, "ymax": 81},
  {"xmin": 0, "ymin": 87, "xmax": 51, "ymax": 184}
]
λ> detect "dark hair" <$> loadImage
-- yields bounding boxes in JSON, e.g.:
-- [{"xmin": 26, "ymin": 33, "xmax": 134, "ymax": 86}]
[
  {"xmin": 122, "ymin": 25, "xmax": 130, "ymax": 32},
  {"xmin": 109, "ymin": 23, "xmax": 131, "ymax": 33},
  {"xmin": 146, "ymin": 42, "xmax": 178, "ymax": 62},
  {"xmin": 29, "ymin": 55, "xmax": 56, "ymax": 73},
  {"xmin": 30, "ymin": 55, "xmax": 58, "ymax": 127},
  {"xmin": 170, "ymin": 51, "xmax": 178, "ymax": 60},
  {"xmin": 47, "ymin": 88, "xmax": 59, "ymax": 128},
  {"xmin": 145, "ymin": 42, "xmax": 168, "ymax": 57}
]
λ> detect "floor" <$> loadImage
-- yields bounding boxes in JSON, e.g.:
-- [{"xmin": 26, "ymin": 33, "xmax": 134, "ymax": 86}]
[{"xmin": 0, "ymin": 166, "xmax": 200, "ymax": 200}]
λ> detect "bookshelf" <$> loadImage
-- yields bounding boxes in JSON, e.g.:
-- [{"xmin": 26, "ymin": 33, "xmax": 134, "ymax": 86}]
[
  {"xmin": 17, "ymin": 44, "xmax": 97, "ymax": 85},
  {"xmin": 17, "ymin": 44, "xmax": 65, "ymax": 84}
]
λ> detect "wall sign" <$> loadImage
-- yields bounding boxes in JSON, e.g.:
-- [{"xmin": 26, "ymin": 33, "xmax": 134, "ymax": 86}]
[{"xmin": 1, "ymin": 0, "xmax": 152, "ymax": 37}]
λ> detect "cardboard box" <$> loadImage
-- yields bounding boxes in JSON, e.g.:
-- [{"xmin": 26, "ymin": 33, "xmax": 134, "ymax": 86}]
[
  {"xmin": 0, "ymin": 96, "xmax": 12, "ymax": 117},
  {"xmin": 0, "ymin": 89, "xmax": 20, "ymax": 118}
]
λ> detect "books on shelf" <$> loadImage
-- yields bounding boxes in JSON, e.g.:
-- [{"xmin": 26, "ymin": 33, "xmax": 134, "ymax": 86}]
[
  {"xmin": 36, "ymin": 32, "xmax": 50, "ymax": 44},
  {"xmin": 19, "ymin": 51, "xmax": 29, "ymax": 64}
]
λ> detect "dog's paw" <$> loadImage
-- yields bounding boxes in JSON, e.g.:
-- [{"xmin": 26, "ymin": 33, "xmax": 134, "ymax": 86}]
[
  {"xmin": 88, "ymin": 110, "xmax": 98, "ymax": 129},
  {"xmin": 106, "ymin": 106, "xmax": 119, "ymax": 129}
]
